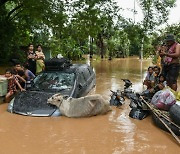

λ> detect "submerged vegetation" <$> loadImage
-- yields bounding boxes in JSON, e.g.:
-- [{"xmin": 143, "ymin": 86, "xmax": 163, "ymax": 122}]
[{"xmin": 0, "ymin": 0, "xmax": 179, "ymax": 63}]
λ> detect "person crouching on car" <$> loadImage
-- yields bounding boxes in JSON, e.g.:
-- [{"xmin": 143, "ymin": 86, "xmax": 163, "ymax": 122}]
[
  {"xmin": 23, "ymin": 62, "xmax": 35, "ymax": 82},
  {"xmin": 4, "ymin": 69, "xmax": 25, "ymax": 103},
  {"xmin": 12, "ymin": 62, "xmax": 26, "ymax": 88}
]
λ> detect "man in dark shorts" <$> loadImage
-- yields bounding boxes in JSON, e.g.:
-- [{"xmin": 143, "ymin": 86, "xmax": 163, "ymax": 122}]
[{"xmin": 159, "ymin": 34, "xmax": 180, "ymax": 91}]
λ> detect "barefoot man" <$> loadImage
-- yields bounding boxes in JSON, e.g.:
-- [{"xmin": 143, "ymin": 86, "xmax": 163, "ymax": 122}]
[{"xmin": 160, "ymin": 34, "xmax": 180, "ymax": 91}]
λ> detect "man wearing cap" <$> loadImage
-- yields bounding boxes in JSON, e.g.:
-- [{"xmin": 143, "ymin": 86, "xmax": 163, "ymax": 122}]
[{"xmin": 159, "ymin": 34, "xmax": 180, "ymax": 91}]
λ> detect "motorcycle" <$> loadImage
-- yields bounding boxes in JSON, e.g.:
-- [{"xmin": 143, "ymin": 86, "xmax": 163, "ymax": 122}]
[
  {"xmin": 129, "ymin": 93, "xmax": 150, "ymax": 120},
  {"xmin": 110, "ymin": 90, "xmax": 125, "ymax": 107},
  {"xmin": 121, "ymin": 79, "xmax": 134, "ymax": 98}
]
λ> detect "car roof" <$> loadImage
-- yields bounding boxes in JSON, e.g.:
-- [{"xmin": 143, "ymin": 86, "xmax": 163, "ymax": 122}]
[{"xmin": 44, "ymin": 63, "xmax": 90, "ymax": 73}]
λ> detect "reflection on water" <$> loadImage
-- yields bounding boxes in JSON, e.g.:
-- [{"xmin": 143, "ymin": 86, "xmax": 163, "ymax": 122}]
[
  {"xmin": 109, "ymin": 106, "xmax": 136, "ymax": 153},
  {"xmin": 0, "ymin": 57, "xmax": 180, "ymax": 154}
]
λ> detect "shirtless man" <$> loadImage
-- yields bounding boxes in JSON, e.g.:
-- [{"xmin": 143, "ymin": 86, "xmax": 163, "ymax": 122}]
[{"xmin": 159, "ymin": 34, "xmax": 180, "ymax": 91}]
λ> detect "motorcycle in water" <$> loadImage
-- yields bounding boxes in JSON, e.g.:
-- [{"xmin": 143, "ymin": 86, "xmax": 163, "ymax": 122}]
[
  {"xmin": 121, "ymin": 79, "xmax": 150, "ymax": 120},
  {"xmin": 109, "ymin": 79, "xmax": 132, "ymax": 107},
  {"xmin": 129, "ymin": 93, "xmax": 150, "ymax": 120},
  {"xmin": 121, "ymin": 79, "xmax": 134, "ymax": 98},
  {"xmin": 110, "ymin": 90, "xmax": 125, "ymax": 107},
  {"xmin": 121, "ymin": 79, "xmax": 132, "ymax": 89}
]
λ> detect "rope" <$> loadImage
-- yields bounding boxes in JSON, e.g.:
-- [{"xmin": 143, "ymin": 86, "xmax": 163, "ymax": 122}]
[{"xmin": 140, "ymin": 96, "xmax": 180, "ymax": 145}]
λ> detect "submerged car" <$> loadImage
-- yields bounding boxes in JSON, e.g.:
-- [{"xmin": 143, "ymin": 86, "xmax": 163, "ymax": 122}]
[{"xmin": 7, "ymin": 59, "xmax": 96, "ymax": 117}]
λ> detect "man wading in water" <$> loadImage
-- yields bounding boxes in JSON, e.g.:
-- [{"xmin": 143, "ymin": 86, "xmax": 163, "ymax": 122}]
[{"xmin": 159, "ymin": 34, "xmax": 180, "ymax": 91}]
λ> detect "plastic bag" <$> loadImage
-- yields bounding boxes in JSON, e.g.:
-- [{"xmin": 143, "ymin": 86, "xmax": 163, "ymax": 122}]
[
  {"xmin": 151, "ymin": 89, "xmax": 176, "ymax": 110},
  {"xmin": 169, "ymin": 88, "xmax": 180, "ymax": 101}
]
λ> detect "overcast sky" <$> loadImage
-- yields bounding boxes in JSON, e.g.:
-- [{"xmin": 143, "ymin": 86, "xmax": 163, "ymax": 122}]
[{"xmin": 116, "ymin": 0, "xmax": 180, "ymax": 25}]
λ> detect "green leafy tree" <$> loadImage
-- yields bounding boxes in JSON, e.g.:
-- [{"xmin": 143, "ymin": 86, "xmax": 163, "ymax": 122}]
[
  {"xmin": 163, "ymin": 23, "xmax": 180, "ymax": 42},
  {"xmin": 137, "ymin": 0, "xmax": 176, "ymax": 58},
  {"xmin": 65, "ymin": 0, "xmax": 121, "ymax": 59},
  {"xmin": 0, "ymin": 0, "xmax": 66, "ymax": 63}
]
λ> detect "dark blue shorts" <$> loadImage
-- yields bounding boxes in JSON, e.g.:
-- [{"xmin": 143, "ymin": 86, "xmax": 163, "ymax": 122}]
[{"xmin": 166, "ymin": 63, "xmax": 180, "ymax": 85}]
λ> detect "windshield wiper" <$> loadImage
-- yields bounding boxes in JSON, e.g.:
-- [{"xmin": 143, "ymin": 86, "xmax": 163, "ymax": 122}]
[
  {"xmin": 49, "ymin": 88, "xmax": 69, "ymax": 92},
  {"xmin": 29, "ymin": 85, "xmax": 44, "ymax": 91}
]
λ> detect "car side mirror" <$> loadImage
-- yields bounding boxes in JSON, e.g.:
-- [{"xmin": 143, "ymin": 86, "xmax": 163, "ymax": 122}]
[
  {"xmin": 26, "ymin": 81, "xmax": 32, "ymax": 89},
  {"xmin": 26, "ymin": 80, "xmax": 34, "ymax": 90}
]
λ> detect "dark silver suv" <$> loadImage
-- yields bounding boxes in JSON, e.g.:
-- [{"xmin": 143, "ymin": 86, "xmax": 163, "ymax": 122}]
[{"xmin": 7, "ymin": 59, "xmax": 96, "ymax": 117}]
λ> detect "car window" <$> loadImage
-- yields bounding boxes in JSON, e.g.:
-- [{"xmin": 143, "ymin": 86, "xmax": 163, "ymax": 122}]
[{"xmin": 33, "ymin": 72, "xmax": 75, "ymax": 91}]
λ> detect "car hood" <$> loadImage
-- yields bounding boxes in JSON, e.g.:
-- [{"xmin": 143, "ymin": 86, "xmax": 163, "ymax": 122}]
[{"xmin": 13, "ymin": 90, "xmax": 69, "ymax": 116}]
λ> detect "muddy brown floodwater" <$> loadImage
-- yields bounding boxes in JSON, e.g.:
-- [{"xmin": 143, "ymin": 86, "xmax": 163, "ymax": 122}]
[{"xmin": 0, "ymin": 57, "xmax": 180, "ymax": 154}]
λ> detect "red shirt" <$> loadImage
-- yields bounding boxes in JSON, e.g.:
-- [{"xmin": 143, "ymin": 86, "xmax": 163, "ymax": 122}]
[{"xmin": 8, "ymin": 76, "xmax": 18, "ymax": 93}]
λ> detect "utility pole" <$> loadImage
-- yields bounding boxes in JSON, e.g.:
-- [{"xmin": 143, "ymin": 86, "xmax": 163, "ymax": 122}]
[
  {"xmin": 140, "ymin": 37, "xmax": 144, "ymax": 59},
  {"xmin": 133, "ymin": 0, "xmax": 136, "ymax": 23}
]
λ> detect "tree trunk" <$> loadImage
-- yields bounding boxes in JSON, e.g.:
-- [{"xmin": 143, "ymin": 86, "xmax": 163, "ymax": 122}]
[
  {"xmin": 97, "ymin": 34, "xmax": 104, "ymax": 59},
  {"xmin": 89, "ymin": 37, "xmax": 93, "ymax": 59},
  {"xmin": 100, "ymin": 39, "xmax": 104, "ymax": 59}
]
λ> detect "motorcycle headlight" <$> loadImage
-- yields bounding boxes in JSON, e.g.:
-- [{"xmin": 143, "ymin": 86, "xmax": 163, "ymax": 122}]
[{"xmin": 7, "ymin": 98, "xmax": 15, "ymax": 113}]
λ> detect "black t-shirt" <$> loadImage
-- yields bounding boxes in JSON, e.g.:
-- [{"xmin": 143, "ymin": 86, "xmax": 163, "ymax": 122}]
[{"xmin": 27, "ymin": 51, "xmax": 36, "ymax": 74}]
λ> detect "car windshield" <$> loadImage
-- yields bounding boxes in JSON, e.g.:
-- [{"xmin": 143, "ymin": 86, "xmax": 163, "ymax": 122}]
[{"xmin": 32, "ymin": 72, "xmax": 75, "ymax": 91}]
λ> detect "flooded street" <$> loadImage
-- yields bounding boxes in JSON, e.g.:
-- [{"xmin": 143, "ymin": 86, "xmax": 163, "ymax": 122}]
[{"xmin": 0, "ymin": 57, "xmax": 180, "ymax": 154}]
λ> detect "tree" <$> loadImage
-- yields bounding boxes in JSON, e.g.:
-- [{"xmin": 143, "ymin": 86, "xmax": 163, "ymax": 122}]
[
  {"xmin": 137, "ymin": 0, "xmax": 176, "ymax": 58},
  {"xmin": 0, "ymin": 0, "xmax": 66, "ymax": 63},
  {"xmin": 65, "ymin": 0, "xmax": 121, "ymax": 59},
  {"xmin": 138, "ymin": 0, "xmax": 176, "ymax": 31},
  {"xmin": 163, "ymin": 23, "xmax": 180, "ymax": 42}
]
